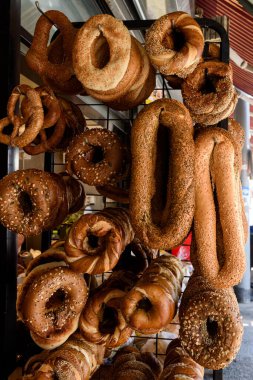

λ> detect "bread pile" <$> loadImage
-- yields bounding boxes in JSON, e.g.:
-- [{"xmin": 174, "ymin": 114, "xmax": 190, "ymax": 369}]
[{"xmin": 0, "ymin": 8, "xmax": 246, "ymax": 380}]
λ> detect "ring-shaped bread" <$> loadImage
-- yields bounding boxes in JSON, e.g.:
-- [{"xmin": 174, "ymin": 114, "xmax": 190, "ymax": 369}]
[
  {"xmin": 17, "ymin": 263, "xmax": 88, "ymax": 350},
  {"xmin": 145, "ymin": 11, "xmax": 204, "ymax": 77},
  {"xmin": 192, "ymin": 127, "xmax": 246, "ymax": 288},
  {"xmin": 66, "ymin": 128, "xmax": 126, "ymax": 186},
  {"xmin": 130, "ymin": 98, "xmax": 194, "ymax": 249}
]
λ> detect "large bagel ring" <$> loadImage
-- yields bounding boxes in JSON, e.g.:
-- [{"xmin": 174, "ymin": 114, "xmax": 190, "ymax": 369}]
[{"xmin": 130, "ymin": 98, "xmax": 194, "ymax": 249}]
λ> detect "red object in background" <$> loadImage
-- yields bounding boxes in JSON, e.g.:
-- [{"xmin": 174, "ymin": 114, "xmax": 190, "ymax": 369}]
[{"xmin": 171, "ymin": 232, "xmax": 192, "ymax": 261}]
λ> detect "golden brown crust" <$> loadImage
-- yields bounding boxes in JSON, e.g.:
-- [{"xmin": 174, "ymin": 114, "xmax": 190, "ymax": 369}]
[
  {"xmin": 193, "ymin": 127, "xmax": 246, "ymax": 288},
  {"xmin": 65, "ymin": 207, "xmax": 134, "ymax": 274},
  {"xmin": 130, "ymin": 98, "xmax": 194, "ymax": 249},
  {"xmin": 121, "ymin": 255, "xmax": 183, "ymax": 334},
  {"xmin": 179, "ymin": 275, "xmax": 243, "ymax": 370},
  {"xmin": 145, "ymin": 12, "xmax": 204, "ymax": 77}
]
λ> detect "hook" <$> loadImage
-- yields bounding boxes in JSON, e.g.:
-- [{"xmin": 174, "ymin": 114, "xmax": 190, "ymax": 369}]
[{"xmin": 35, "ymin": 1, "xmax": 58, "ymax": 28}]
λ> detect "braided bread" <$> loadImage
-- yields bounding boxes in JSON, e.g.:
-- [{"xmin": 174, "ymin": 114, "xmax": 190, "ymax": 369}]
[
  {"xmin": 179, "ymin": 274, "xmax": 243, "ymax": 369},
  {"xmin": 121, "ymin": 255, "xmax": 183, "ymax": 334},
  {"xmin": 79, "ymin": 270, "xmax": 137, "ymax": 348},
  {"xmin": 160, "ymin": 339, "xmax": 204, "ymax": 379},
  {"xmin": 65, "ymin": 207, "xmax": 134, "ymax": 274}
]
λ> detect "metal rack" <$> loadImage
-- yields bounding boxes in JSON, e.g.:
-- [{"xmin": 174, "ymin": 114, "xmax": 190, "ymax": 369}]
[{"xmin": 0, "ymin": 9, "xmax": 229, "ymax": 379}]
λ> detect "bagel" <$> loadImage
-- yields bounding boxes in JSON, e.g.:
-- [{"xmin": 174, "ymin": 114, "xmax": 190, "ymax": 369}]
[
  {"xmin": 66, "ymin": 128, "xmax": 127, "ymax": 186},
  {"xmin": 121, "ymin": 255, "xmax": 183, "ymax": 334},
  {"xmin": 130, "ymin": 98, "xmax": 194, "ymax": 249},
  {"xmin": 65, "ymin": 207, "xmax": 134, "ymax": 274},
  {"xmin": 17, "ymin": 263, "xmax": 88, "ymax": 349},
  {"xmin": 0, "ymin": 169, "xmax": 85, "ymax": 236},
  {"xmin": 145, "ymin": 12, "xmax": 204, "ymax": 77},
  {"xmin": 179, "ymin": 274, "xmax": 243, "ymax": 369}
]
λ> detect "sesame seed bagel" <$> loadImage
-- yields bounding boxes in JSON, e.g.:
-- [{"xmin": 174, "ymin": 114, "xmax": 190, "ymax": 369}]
[
  {"xmin": 0, "ymin": 169, "xmax": 85, "ymax": 236},
  {"xmin": 145, "ymin": 12, "xmax": 204, "ymax": 77},
  {"xmin": 179, "ymin": 275, "xmax": 243, "ymax": 370},
  {"xmin": 130, "ymin": 98, "xmax": 194, "ymax": 249},
  {"xmin": 65, "ymin": 128, "xmax": 127, "ymax": 186}
]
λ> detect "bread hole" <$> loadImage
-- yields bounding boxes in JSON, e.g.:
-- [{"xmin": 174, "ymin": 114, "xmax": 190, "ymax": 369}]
[
  {"xmin": 45, "ymin": 289, "xmax": 66, "ymax": 313},
  {"xmin": 200, "ymin": 69, "xmax": 217, "ymax": 94},
  {"xmin": 137, "ymin": 297, "xmax": 152, "ymax": 312},
  {"xmin": 92, "ymin": 34, "xmax": 110, "ymax": 69},
  {"xmin": 99, "ymin": 304, "xmax": 118, "ymax": 334},
  {"xmin": 87, "ymin": 233, "xmax": 99, "ymax": 248},
  {"xmin": 162, "ymin": 28, "xmax": 186, "ymax": 51},
  {"xmin": 18, "ymin": 191, "xmax": 34, "ymax": 214},
  {"xmin": 206, "ymin": 316, "xmax": 218, "ymax": 338},
  {"xmin": 91, "ymin": 146, "xmax": 104, "ymax": 163}
]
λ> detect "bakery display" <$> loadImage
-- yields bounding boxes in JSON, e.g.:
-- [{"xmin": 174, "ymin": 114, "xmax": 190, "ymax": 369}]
[
  {"xmin": 130, "ymin": 98, "xmax": 194, "ymax": 249},
  {"xmin": 0, "ymin": 7, "xmax": 246, "ymax": 380}
]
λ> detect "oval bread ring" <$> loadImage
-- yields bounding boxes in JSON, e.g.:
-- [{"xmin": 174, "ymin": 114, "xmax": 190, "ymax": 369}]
[
  {"xmin": 145, "ymin": 11, "xmax": 204, "ymax": 77},
  {"xmin": 73, "ymin": 15, "xmax": 141, "ymax": 101},
  {"xmin": 42, "ymin": 33, "xmax": 85, "ymax": 95},
  {"xmin": 66, "ymin": 128, "xmax": 126, "ymax": 186},
  {"xmin": 6, "ymin": 84, "xmax": 44, "ymax": 147},
  {"xmin": 182, "ymin": 62, "xmax": 234, "ymax": 115},
  {"xmin": 83, "ymin": 36, "xmax": 142, "ymax": 102},
  {"xmin": 193, "ymin": 127, "xmax": 246, "ymax": 288},
  {"xmin": 17, "ymin": 264, "xmax": 88, "ymax": 349},
  {"xmin": 25, "ymin": 10, "xmax": 76, "ymax": 83},
  {"xmin": 23, "ymin": 113, "xmax": 66, "ymax": 155},
  {"xmin": 21, "ymin": 86, "xmax": 61, "ymax": 129},
  {"xmin": 130, "ymin": 98, "xmax": 194, "ymax": 249},
  {"xmin": 179, "ymin": 274, "xmax": 243, "ymax": 370}
]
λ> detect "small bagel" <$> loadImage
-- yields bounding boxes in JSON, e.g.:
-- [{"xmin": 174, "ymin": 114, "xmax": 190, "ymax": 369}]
[
  {"xmin": 179, "ymin": 275, "xmax": 243, "ymax": 369},
  {"xmin": 17, "ymin": 264, "xmax": 88, "ymax": 349},
  {"xmin": 182, "ymin": 62, "xmax": 234, "ymax": 116},
  {"xmin": 66, "ymin": 128, "xmax": 126, "ymax": 186},
  {"xmin": 145, "ymin": 12, "xmax": 204, "ymax": 77}
]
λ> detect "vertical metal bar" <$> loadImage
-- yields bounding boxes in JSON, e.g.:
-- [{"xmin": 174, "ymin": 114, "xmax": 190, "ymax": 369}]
[
  {"xmin": 213, "ymin": 369, "xmax": 223, "ymax": 380},
  {"xmin": 0, "ymin": 0, "xmax": 21, "ymax": 378}
]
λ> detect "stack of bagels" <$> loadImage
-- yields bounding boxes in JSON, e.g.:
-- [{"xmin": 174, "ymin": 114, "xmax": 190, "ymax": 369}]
[{"xmin": 0, "ymin": 8, "xmax": 246, "ymax": 380}]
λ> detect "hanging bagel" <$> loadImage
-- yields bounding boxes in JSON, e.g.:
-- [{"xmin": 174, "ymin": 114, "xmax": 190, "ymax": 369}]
[
  {"xmin": 130, "ymin": 98, "xmax": 194, "ymax": 249},
  {"xmin": 192, "ymin": 127, "xmax": 246, "ymax": 288},
  {"xmin": 145, "ymin": 11, "xmax": 204, "ymax": 77}
]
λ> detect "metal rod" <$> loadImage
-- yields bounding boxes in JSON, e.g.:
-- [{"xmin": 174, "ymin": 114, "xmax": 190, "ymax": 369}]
[{"xmin": 35, "ymin": 1, "xmax": 58, "ymax": 28}]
